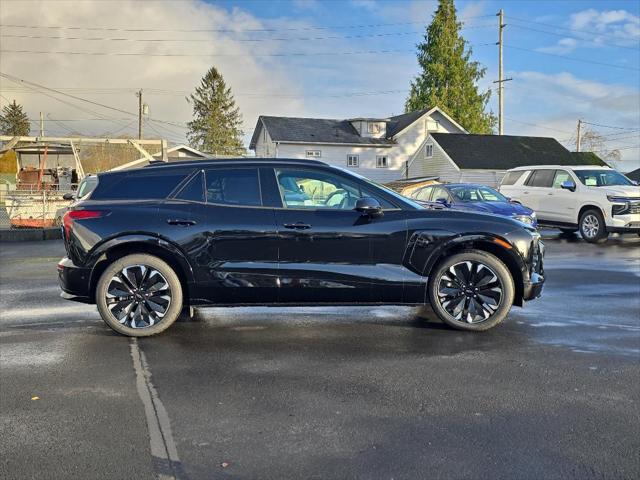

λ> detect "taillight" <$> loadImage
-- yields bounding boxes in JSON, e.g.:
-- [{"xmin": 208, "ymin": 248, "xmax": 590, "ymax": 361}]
[{"xmin": 63, "ymin": 210, "xmax": 107, "ymax": 239}]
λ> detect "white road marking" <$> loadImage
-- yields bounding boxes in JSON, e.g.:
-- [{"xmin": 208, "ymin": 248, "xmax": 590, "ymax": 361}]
[{"xmin": 130, "ymin": 338, "xmax": 184, "ymax": 480}]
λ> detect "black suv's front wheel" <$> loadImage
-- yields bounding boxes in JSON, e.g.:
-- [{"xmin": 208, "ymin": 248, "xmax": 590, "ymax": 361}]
[
  {"xmin": 96, "ymin": 254, "xmax": 183, "ymax": 337},
  {"xmin": 426, "ymin": 250, "xmax": 515, "ymax": 331}
]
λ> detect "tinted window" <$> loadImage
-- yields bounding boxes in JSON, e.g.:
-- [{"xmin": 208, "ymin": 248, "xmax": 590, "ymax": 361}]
[
  {"xmin": 205, "ymin": 168, "xmax": 261, "ymax": 206},
  {"xmin": 275, "ymin": 168, "xmax": 394, "ymax": 210},
  {"xmin": 552, "ymin": 170, "xmax": 571, "ymax": 188},
  {"xmin": 526, "ymin": 170, "xmax": 555, "ymax": 188},
  {"xmin": 175, "ymin": 172, "xmax": 204, "ymax": 202},
  {"xmin": 92, "ymin": 169, "xmax": 192, "ymax": 200},
  {"xmin": 501, "ymin": 171, "xmax": 525, "ymax": 186},
  {"xmin": 450, "ymin": 185, "xmax": 508, "ymax": 202}
]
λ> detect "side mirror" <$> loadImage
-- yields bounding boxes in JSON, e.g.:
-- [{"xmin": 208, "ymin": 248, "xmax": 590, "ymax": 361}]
[
  {"xmin": 560, "ymin": 180, "xmax": 576, "ymax": 192},
  {"xmin": 355, "ymin": 197, "xmax": 383, "ymax": 217},
  {"xmin": 435, "ymin": 197, "xmax": 449, "ymax": 206},
  {"xmin": 62, "ymin": 192, "xmax": 75, "ymax": 201}
]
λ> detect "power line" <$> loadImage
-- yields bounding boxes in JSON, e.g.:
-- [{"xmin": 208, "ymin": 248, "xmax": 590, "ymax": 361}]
[
  {"xmin": 0, "ymin": 48, "xmax": 414, "ymax": 58},
  {"xmin": 503, "ymin": 45, "xmax": 640, "ymax": 71},
  {"xmin": 0, "ymin": 16, "xmax": 494, "ymax": 34},
  {"xmin": 509, "ymin": 24, "xmax": 640, "ymax": 51},
  {"xmin": 504, "ymin": 117, "xmax": 575, "ymax": 135},
  {"xmin": 580, "ymin": 121, "xmax": 640, "ymax": 131},
  {"xmin": 509, "ymin": 16, "xmax": 640, "ymax": 44}
]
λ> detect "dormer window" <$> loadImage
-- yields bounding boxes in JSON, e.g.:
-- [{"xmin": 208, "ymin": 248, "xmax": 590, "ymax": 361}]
[{"xmin": 368, "ymin": 122, "xmax": 381, "ymax": 134}]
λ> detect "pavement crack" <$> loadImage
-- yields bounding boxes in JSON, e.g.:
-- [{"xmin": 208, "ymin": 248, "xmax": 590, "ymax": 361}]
[{"xmin": 130, "ymin": 338, "xmax": 188, "ymax": 480}]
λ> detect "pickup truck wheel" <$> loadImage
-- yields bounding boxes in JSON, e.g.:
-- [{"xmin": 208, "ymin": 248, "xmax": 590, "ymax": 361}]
[
  {"xmin": 579, "ymin": 209, "xmax": 608, "ymax": 243},
  {"xmin": 96, "ymin": 254, "xmax": 183, "ymax": 337},
  {"xmin": 427, "ymin": 250, "xmax": 515, "ymax": 332}
]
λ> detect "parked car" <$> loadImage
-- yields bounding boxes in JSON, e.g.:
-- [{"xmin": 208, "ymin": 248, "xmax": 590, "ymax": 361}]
[
  {"xmin": 58, "ymin": 159, "xmax": 544, "ymax": 336},
  {"xmin": 408, "ymin": 183, "xmax": 537, "ymax": 228},
  {"xmin": 499, "ymin": 165, "xmax": 640, "ymax": 243},
  {"xmin": 54, "ymin": 175, "xmax": 98, "ymax": 226}
]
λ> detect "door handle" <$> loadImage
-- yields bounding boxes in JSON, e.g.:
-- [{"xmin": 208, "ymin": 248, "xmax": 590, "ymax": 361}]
[
  {"xmin": 523, "ymin": 191, "xmax": 530, "ymax": 194},
  {"xmin": 166, "ymin": 219, "xmax": 197, "ymax": 226},
  {"xmin": 283, "ymin": 222, "xmax": 311, "ymax": 230},
  {"xmin": 547, "ymin": 192, "xmax": 554, "ymax": 195}
]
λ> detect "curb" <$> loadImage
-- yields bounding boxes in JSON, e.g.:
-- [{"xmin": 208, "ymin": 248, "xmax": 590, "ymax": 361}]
[{"xmin": 0, "ymin": 227, "xmax": 62, "ymax": 242}]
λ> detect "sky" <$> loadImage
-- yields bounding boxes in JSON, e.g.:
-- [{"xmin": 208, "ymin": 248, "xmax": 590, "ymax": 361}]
[{"xmin": 0, "ymin": 0, "xmax": 638, "ymax": 170}]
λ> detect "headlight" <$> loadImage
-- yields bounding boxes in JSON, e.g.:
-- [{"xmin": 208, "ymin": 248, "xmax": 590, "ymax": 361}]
[
  {"xmin": 607, "ymin": 195, "xmax": 631, "ymax": 203},
  {"xmin": 513, "ymin": 214, "xmax": 534, "ymax": 225},
  {"xmin": 530, "ymin": 211, "xmax": 537, "ymax": 219}
]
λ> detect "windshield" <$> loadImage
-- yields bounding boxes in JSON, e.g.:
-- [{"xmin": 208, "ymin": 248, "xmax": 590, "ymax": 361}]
[
  {"xmin": 330, "ymin": 166, "xmax": 423, "ymax": 209},
  {"xmin": 574, "ymin": 170, "xmax": 633, "ymax": 187},
  {"xmin": 449, "ymin": 185, "xmax": 508, "ymax": 202}
]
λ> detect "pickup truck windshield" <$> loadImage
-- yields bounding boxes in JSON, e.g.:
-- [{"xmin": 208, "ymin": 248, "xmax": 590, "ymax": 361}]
[{"xmin": 574, "ymin": 170, "xmax": 633, "ymax": 187}]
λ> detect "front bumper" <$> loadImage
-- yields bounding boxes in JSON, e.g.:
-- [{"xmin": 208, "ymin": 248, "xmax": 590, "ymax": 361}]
[
  {"xmin": 523, "ymin": 272, "xmax": 545, "ymax": 301},
  {"xmin": 607, "ymin": 212, "xmax": 640, "ymax": 233},
  {"xmin": 58, "ymin": 257, "xmax": 93, "ymax": 303}
]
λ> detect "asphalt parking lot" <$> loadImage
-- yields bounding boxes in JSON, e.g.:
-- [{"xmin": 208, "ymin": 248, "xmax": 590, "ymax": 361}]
[{"xmin": 1, "ymin": 232, "xmax": 639, "ymax": 480}]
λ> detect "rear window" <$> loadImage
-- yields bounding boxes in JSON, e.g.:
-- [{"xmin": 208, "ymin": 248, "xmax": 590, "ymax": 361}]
[
  {"xmin": 205, "ymin": 168, "xmax": 262, "ymax": 206},
  {"xmin": 501, "ymin": 171, "xmax": 525, "ymax": 186},
  {"xmin": 525, "ymin": 169, "xmax": 555, "ymax": 188},
  {"xmin": 91, "ymin": 169, "xmax": 193, "ymax": 200}
]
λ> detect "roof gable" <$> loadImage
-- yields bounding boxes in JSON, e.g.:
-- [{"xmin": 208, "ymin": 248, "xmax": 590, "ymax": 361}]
[{"xmin": 430, "ymin": 133, "xmax": 604, "ymax": 170}]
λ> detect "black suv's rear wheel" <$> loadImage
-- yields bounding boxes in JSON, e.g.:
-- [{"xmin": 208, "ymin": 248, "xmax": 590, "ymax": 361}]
[
  {"xmin": 96, "ymin": 254, "xmax": 183, "ymax": 337},
  {"xmin": 579, "ymin": 209, "xmax": 608, "ymax": 243},
  {"xmin": 427, "ymin": 250, "xmax": 515, "ymax": 331}
]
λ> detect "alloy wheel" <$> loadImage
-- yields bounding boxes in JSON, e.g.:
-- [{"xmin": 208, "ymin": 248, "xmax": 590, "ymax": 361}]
[
  {"xmin": 437, "ymin": 261, "xmax": 503, "ymax": 324},
  {"xmin": 582, "ymin": 214, "xmax": 599, "ymax": 239},
  {"xmin": 105, "ymin": 265, "xmax": 172, "ymax": 329}
]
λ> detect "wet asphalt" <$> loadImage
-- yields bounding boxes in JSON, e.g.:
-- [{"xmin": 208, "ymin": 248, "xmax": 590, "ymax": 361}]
[{"xmin": 0, "ymin": 232, "xmax": 639, "ymax": 480}]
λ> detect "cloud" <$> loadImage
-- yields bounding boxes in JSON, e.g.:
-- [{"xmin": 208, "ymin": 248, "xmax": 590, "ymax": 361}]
[
  {"xmin": 504, "ymin": 71, "xmax": 640, "ymax": 169},
  {"xmin": 569, "ymin": 8, "xmax": 640, "ymax": 46},
  {"xmin": 536, "ymin": 37, "xmax": 578, "ymax": 55}
]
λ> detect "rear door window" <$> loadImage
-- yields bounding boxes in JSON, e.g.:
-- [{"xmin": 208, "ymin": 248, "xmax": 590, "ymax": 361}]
[
  {"xmin": 205, "ymin": 168, "xmax": 262, "ymax": 206},
  {"xmin": 526, "ymin": 169, "xmax": 555, "ymax": 188},
  {"xmin": 414, "ymin": 187, "xmax": 433, "ymax": 201},
  {"xmin": 175, "ymin": 171, "xmax": 205, "ymax": 202},
  {"xmin": 92, "ymin": 169, "xmax": 193, "ymax": 200}
]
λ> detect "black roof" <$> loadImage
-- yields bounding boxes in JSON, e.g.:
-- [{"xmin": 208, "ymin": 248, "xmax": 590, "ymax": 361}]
[
  {"xmin": 250, "ymin": 116, "xmax": 394, "ymax": 149},
  {"xmin": 569, "ymin": 152, "xmax": 609, "ymax": 166},
  {"xmin": 626, "ymin": 167, "xmax": 640, "ymax": 182},
  {"xmin": 430, "ymin": 133, "xmax": 606, "ymax": 170}
]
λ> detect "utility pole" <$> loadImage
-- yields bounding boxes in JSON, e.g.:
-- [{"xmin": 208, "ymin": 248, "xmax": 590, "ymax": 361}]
[
  {"xmin": 39, "ymin": 111, "xmax": 44, "ymax": 137},
  {"xmin": 494, "ymin": 9, "xmax": 512, "ymax": 135},
  {"xmin": 576, "ymin": 119, "xmax": 582, "ymax": 152},
  {"xmin": 137, "ymin": 89, "xmax": 143, "ymax": 139}
]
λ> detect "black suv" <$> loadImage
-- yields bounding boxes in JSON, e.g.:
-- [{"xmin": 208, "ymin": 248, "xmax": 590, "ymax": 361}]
[{"xmin": 58, "ymin": 159, "xmax": 544, "ymax": 336}]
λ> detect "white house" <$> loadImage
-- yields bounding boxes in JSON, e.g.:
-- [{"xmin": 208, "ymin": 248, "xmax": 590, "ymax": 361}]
[{"xmin": 249, "ymin": 107, "xmax": 466, "ymax": 183}]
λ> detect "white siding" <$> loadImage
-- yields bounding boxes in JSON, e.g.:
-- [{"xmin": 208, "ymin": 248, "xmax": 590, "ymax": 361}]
[{"xmin": 253, "ymin": 124, "xmax": 276, "ymax": 157}]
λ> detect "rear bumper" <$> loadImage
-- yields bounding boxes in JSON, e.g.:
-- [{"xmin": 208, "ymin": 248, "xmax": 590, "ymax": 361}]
[{"xmin": 58, "ymin": 257, "xmax": 93, "ymax": 303}]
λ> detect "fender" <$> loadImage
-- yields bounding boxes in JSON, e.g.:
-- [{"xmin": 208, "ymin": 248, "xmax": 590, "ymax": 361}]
[
  {"xmin": 87, "ymin": 233, "xmax": 196, "ymax": 286},
  {"xmin": 404, "ymin": 229, "xmax": 528, "ymax": 284}
]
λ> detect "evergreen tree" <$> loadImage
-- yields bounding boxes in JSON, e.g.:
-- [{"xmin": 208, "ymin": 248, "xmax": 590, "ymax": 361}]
[
  {"xmin": 0, "ymin": 100, "xmax": 30, "ymax": 136},
  {"xmin": 405, "ymin": 0, "xmax": 496, "ymax": 133},
  {"xmin": 187, "ymin": 67, "xmax": 245, "ymax": 155}
]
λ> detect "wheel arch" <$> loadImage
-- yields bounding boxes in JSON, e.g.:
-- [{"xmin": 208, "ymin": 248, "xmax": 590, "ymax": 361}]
[
  {"xmin": 578, "ymin": 204, "xmax": 605, "ymax": 224},
  {"xmin": 423, "ymin": 235, "xmax": 526, "ymax": 307},
  {"xmin": 87, "ymin": 235, "xmax": 194, "ymax": 304}
]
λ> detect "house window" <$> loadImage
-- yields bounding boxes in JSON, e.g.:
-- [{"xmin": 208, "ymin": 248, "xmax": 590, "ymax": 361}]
[
  {"xmin": 368, "ymin": 122, "xmax": 381, "ymax": 134},
  {"xmin": 306, "ymin": 150, "xmax": 321, "ymax": 159},
  {"xmin": 347, "ymin": 154, "xmax": 359, "ymax": 167},
  {"xmin": 425, "ymin": 143, "xmax": 433, "ymax": 158},
  {"xmin": 376, "ymin": 155, "xmax": 388, "ymax": 168}
]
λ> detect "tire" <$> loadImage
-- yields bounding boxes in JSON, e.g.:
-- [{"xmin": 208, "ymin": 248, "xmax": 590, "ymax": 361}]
[
  {"xmin": 427, "ymin": 250, "xmax": 515, "ymax": 332},
  {"xmin": 579, "ymin": 209, "xmax": 608, "ymax": 243},
  {"xmin": 96, "ymin": 254, "xmax": 183, "ymax": 337}
]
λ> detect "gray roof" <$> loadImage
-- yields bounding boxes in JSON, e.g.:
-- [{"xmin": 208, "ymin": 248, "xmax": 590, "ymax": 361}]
[
  {"xmin": 430, "ymin": 133, "xmax": 604, "ymax": 170},
  {"xmin": 250, "ymin": 116, "xmax": 394, "ymax": 149},
  {"xmin": 249, "ymin": 109, "xmax": 435, "ymax": 149}
]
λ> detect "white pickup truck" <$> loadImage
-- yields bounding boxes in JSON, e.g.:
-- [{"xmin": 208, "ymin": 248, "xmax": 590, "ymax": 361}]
[{"xmin": 499, "ymin": 165, "xmax": 640, "ymax": 243}]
